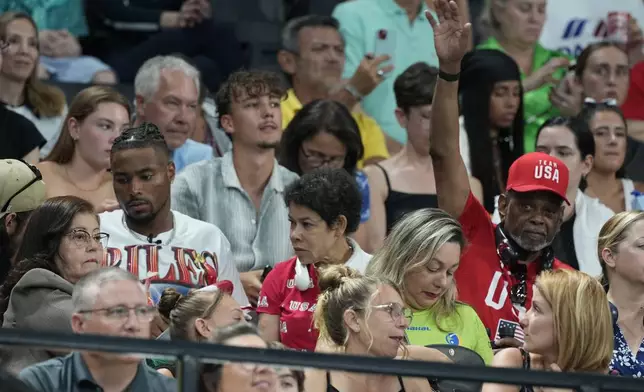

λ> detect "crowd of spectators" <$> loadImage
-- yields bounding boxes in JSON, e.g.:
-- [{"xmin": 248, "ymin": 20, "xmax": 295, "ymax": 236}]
[{"xmin": 0, "ymin": 0, "xmax": 644, "ymax": 391}]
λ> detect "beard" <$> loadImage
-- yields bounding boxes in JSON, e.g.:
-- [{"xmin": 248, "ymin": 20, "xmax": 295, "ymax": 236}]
[{"xmin": 508, "ymin": 230, "xmax": 553, "ymax": 252}]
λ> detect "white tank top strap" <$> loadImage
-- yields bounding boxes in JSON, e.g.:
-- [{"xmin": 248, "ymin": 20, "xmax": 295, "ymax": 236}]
[{"xmin": 621, "ymin": 178, "xmax": 636, "ymax": 211}]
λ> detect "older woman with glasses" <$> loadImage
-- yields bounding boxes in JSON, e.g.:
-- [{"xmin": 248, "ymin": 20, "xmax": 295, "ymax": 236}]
[
  {"xmin": 279, "ymin": 99, "xmax": 370, "ymax": 243},
  {"xmin": 0, "ymin": 195, "xmax": 108, "ymax": 373}
]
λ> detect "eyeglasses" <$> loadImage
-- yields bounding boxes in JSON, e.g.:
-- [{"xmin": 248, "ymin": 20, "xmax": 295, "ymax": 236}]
[
  {"xmin": 78, "ymin": 305, "xmax": 157, "ymax": 322},
  {"xmin": 364, "ymin": 303, "xmax": 413, "ymax": 325},
  {"xmin": 1, "ymin": 160, "xmax": 42, "ymax": 214},
  {"xmin": 65, "ymin": 229, "xmax": 110, "ymax": 248},
  {"xmin": 300, "ymin": 146, "xmax": 345, "ymax": 169}
]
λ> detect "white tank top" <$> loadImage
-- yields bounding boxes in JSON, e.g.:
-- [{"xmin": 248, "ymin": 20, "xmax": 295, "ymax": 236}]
[{"xmin": 622, "ymin": 178, "xmax": 635, "ymax": 211}]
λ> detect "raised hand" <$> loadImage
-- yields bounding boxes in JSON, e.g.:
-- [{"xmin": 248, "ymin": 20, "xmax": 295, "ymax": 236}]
[{"xmin": 425, "ymin": 0, "xmax": 472, "ymax": 72}]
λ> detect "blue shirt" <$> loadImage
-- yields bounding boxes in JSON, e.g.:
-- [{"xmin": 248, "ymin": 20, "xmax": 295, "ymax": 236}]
[
  {"xmin": 333, "ymin": 0, "xmax": 438, "ymax": 144},
  {"xmin": 356, "ymin": 171, "xmax": 370, "ymax": 223},
  {"xmin": 172, "ymin": 139, "xmax": 213, "ymax": 173},
  {"xmin": 609, "ymin": 302, "xmax": 644, "ymax": 378}
]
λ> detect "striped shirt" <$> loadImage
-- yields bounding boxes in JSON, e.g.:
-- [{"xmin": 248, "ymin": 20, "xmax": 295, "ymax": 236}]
[{"xmin": 171, "ymin": 151, "xmax": 298, "ymax": 272}]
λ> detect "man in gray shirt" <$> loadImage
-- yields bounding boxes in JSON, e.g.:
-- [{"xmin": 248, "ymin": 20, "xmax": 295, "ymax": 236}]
[
  {"xmin": 172, "ymin": 70, "xmax": 298, "ymax": 305},
  {"xmin": 19, "ymin": 268, "xmax": 177, "ymax": 392}
]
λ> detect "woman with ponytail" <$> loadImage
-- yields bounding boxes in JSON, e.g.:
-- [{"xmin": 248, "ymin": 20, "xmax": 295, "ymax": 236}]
[
  {"xmin": 149, "ymin": 281, "xmax": 245, "ymax": 377},
  {"xmin": 305, "ymin": 264, "xmax": 434, "ymax": 392},
  {"xmin": 598, "ymin": 211, "xmax": 644, "ymax": 377}
]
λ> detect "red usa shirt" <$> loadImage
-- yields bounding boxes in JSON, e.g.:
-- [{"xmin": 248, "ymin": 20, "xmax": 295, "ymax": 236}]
[
  {"xmin": 456, "ymin": 193, "xmax": 572, "ymax": 341},
  {"xmin": 257, "ymin": 257, "xmax": 320, "ymax": 351}
]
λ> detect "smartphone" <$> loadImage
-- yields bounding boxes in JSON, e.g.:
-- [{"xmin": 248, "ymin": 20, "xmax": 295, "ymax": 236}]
[
  {"xmin": 260, "ymin": 265, "xmax": 273, "ymax": 283},
  {"xmin": 374, "ymin": 28, "xmax": 396, "ymax": 68}
]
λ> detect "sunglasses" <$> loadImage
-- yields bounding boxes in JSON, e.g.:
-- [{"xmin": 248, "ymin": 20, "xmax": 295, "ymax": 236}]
[{"xmin": 1, "ymin": 160, "xmax": 42, "ymax": 214}]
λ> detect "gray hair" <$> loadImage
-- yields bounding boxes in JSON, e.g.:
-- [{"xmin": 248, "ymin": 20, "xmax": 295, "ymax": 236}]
[
  {"xmin": 281, "ymin": 15, "xmax": 340, "ymax": 53},
  {"xmin": 72, "ymin": 267, "xmax": 142, "ymax": 312},
  {"xmin": 134, "ymin": 55, "xmax": 201, "ymax": 101}
]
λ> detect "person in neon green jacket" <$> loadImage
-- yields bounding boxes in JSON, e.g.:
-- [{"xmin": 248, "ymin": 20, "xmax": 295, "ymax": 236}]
[
  {"xmin": 477, "ymin": 0, "xmax": 573, "ymax": 153},
  {"xmin": 365, "ymin": 208, "xmax": 494, "ymax": 364}
]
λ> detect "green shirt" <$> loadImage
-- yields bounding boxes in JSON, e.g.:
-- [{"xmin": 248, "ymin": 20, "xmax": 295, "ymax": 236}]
[
  {"xmin": 406, "ymin": 303, "xmax": 494, "ymax": 365},
  {"xmin": 478, "ymin": 37, "xmax": 571, "ymax": 153}
]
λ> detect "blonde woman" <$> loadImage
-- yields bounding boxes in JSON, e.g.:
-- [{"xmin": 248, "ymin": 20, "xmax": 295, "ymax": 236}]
[
  {"xmin": 149, "ymin": 281, "xmax": 245, "ymax": 377},
  {"xmin": 366, "ymin": 208, "xmax": 493, "ymax": 364},
  {"xmin": 305, "ymin": 265, "xmax": 435, "ymax": 392},
  {"xmin": 484, "ymin": 269, "xmax": 613, "ymax": 392},
  {"xmin": 38, "ymin": 86, "xmax": 130, "ymax": 212},
  {"xmin": 598, "ymin": 211, "xmax": 644, "ymax": 377}
]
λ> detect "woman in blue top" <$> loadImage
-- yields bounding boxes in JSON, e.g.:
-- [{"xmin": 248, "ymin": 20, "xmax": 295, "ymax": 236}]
[{"xmin": 598, "ymin": 210, "xmax": 644, "ymax": 377}]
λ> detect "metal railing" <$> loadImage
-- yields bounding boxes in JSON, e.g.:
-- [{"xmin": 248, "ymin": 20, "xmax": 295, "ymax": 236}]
[{"xmin": 1, "ymin": 329, "xmax": 643, "ymax": 392}]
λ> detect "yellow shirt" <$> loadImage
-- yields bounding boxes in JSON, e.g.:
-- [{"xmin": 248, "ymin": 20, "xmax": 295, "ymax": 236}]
[{"xmin": 281, "ymin": 89, "xmax": 389, "ymax": 168}]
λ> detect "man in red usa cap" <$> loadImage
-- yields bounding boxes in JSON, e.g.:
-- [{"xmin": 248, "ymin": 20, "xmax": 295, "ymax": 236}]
[{"xmin": 424, "ymin": 0, "xmax": 573, "ymax": 352}]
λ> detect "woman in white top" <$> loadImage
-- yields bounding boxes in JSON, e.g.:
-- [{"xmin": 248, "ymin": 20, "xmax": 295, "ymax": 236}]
[
  {"xmin": 37, "ymin": 86, "xmax": 130, "ymax": 212},
  {"xmin": 0, "ymin": 12, "xmax": 66, "ymax": 157},
  {"xmin": 581, "ymin": 101, "xmax": 644, "ymax": 213}
]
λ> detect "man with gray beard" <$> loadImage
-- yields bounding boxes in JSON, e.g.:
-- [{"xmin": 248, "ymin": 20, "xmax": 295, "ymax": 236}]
[{"xmin": 424, "ymin": 0, "xmax": 573, "ymax": 351}]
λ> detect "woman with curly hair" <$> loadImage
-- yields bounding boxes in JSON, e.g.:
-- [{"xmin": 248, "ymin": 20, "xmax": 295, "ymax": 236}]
[
  {"xmin": 0, "ymin": 195, "xmax": 107, "ymax": 373},
  {"xmin": 257, "ymin": 168, "xmax": 371, "ymax": 352}
]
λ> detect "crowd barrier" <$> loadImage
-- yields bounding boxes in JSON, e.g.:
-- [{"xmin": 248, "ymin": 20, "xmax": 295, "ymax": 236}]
[{"xmin": 0, "ymin": 329, "xmax": 643, "ymax": 392}]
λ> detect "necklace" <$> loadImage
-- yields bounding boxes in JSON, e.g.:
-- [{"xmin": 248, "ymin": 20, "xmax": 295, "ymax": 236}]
[
  {"xmin": 63, "ymin": 165, "xmax": 105, "ymax": 192},
  {"xmin": 121, "ymin": 212, "xmax": 177, "ymax": 246}
]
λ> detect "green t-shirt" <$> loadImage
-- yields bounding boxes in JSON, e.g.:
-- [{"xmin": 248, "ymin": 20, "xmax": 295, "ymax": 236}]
[
  {"xmin": 406, "ymin": 303, "xmax": 494, "ymax": 365},
  {"xmin": 478, "ymin": 37, "xmax": 572, "ymax": 153}
]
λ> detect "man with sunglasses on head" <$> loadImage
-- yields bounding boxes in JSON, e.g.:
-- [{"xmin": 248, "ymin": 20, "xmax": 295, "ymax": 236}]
[
  {"xmin": 19, "ymin": 268, "xmax": 177, "ymax": 391},
  {"xmin": 425, "ymin": 0, "xmax": 572, "ymax": 350},
  {"xmin": 0, "ymin": 42, "xmax": 45, "ymax": 164},
  {"xmin": 0, "ymin": 159, "xmax": 45, "ymax": 285}
]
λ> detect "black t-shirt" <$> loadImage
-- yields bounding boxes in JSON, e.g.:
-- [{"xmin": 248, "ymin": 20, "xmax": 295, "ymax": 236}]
[
  {"xmin": 552, "ymin": 212, "xmax": 578, "ymax": 270},
  {"xmin": 0, "ymin": 105, "xmax": 46, "ymax": 160}
]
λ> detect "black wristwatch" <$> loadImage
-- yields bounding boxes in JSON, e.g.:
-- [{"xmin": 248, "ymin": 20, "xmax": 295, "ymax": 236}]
[{"xmin": 439, "ymin": 69, "xmax": 460, "ymax": 82}]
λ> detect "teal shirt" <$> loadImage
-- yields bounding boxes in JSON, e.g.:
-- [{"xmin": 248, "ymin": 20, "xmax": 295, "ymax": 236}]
[
  {"xmin": 1, "ymin": 0, "xmax": 89, "ymax": 37},
  {"xmin": 478, "ymin": 37, "xmax": 571, "ymax": 152},
  {"xmin": 333, "ymin": 0, "xmax": 439, "ymax": 145}
]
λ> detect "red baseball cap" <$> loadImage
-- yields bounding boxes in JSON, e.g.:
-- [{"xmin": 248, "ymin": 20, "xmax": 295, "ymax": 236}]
[{"xmin": 506, "ymin": 152, "xmax": 570, "ymax": 205}]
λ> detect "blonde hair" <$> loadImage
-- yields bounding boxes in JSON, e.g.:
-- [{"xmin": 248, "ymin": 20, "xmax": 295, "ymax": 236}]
[
  {"xmin": 535, "ymin": 269, "xmax": 613, "ymax": 373},
  {"xmin": 313, "ymin": 265, "xmax": 405, "ymax": 356},
  {"xmin": 45, "ymin": 86, "xmax": 131, "ymax": 164},
  {"xmin": 157, "ymin": 288, "xmax": 229, "ymax": 342},
  {"xmin": 597, "ymin": 211, "xmax": 644, "ymax": 289},
  {"xmin": 365, "ymin": 208, "xmax": 465, "ymax": 332},
  {"xmin": 0, "ymin": 12, "xmax": 66, "ymax": 118}
]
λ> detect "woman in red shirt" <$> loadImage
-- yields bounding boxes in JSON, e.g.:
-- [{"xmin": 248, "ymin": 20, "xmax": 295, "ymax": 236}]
[{"xmin": 257, "ymin": 168, "xmax": 371, "ymax": 351}]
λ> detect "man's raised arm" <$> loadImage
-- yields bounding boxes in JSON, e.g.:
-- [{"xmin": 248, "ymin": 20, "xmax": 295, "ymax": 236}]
[{"xmin": 426, "ymin": 0, "xmax": 473, "ymax": 219}]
